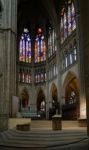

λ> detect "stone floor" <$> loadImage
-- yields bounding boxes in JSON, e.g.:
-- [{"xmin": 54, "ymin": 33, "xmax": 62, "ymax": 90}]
[{"xmin": 0, "ymin": 120, "xmax": 88, "ymax": 150}]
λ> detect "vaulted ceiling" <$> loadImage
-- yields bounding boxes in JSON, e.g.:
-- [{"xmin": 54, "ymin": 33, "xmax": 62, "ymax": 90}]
[{"xmin": 17, "ymin": 0, "xmax": 61, "ymax": 37}]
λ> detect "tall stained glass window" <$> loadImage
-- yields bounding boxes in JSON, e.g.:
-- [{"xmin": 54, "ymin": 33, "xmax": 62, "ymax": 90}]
[
  {"xmin": 35, "ymin": 28, "xmax": 46, "ymax": 63},
  {"xmin": 71, "ymin": 2, "xmax": 76, "ymax": 30},
  {"xmin": 68, "ymin": 2, "xmax": 71, "ymax": 35},
  {"xmin": 48, "ymin": 27, "xmax": 57, "ymax": 58},
  {"xmin": 19, "ymin": 28, "xmax": 31, "ymax": 63},
  {"xmin": 64, "ymin": 12, "xmax": 67, "ymax": 39},
  {"xmin": 60, "ymin": 0, "xmax": 76, "ymax": 43},
  {"xmin": 60, "ymin": 14, "xmax": 64, "ymax": 44}
]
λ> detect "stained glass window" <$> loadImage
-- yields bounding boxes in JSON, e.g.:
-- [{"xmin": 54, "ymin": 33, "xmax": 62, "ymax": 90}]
[
  {"xmin": 48, "ymin": 27, "xmax": 57, "ymax": 57},
  {"xmin": 71, "ymin": 2, "xmax": 76, "ymax": 30},
  {"xmin": 70, "ymin": 53, "xmax": 73, "ymax": 64},
  {"xmin": 73, "ymin": 46, "xmax": 77, "ymax": 61},
  {"xmin": 45, "ymin": 72, "xmax": 46, "ymax": 81},
  {"xmin": 65, "ymin": 56, "xmax": 68, "ymax": 68},
  {"xmin": 60, "ymin": 8, "xmax": 65, "ymax": 44},
  {"xmin": 41, "ymin": 73, "xmax": 44, "ymax": 82},
  {"xmin": 62, "ymin": 43, "xmax": 77, "ymax": 70},
  {"xmin": 19, "ymin": 28, "xmax": 31, "ymax": 63},
  {"xmin": 26, "ymin": 71, "xmax": 29, "ymax": 83},
  {"xmin": 35, "ymin": 28, "xmax": 46, "ymax": 63},
  {"xmin": 19, "ymin": 68, "xmax": 31, "ymax": 84},
  {"xmin": 28, "ymin": 72, "xmax": 31, "ymax": 83},
  {"xmin": 68, "ymin": 3, "xmax": 71, "ymax": 35},
  {"xmin": 60, "ymin": 0, "xmax": 76, "ymax": 43},
  {"xmin": 64, "ymin": 12, "xmax": 67, "ymax": 39},
  {"xmin": 35, "ymin": 68, "xmax": 46, "ymax": 84}
]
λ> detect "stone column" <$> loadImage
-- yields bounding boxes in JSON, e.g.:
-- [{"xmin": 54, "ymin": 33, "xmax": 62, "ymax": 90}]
[
  {"xmin": 0, "ymin": 0, "xmax": 17, "ymax": 131},
  {"xmin": 55, "ymin": 26, "xmax": 63, "ymax": 115},
  {"xmin": 30, "ymin": 25, "xmax": 37, "ymax": 113},
  {"xmin": 78, "ymin": 0, "xmax": 89, "ymax": 137},
  {"xmin": 74, "ymin": 0, "xmax": 86, "ymax": 119},
  {"xmin": 45, "ymin": 37, "xmax": 50, "ymax": 119}
]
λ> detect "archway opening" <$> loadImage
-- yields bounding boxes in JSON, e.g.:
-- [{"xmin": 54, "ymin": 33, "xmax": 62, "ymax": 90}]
[
  {"xmin": 62, "ymin": 72, "xmax": 80, "ymax": 120},
  {"xmin": 20, "ymin": 87, "xmax": 29, "ymax": 110},
  {"xmin": 37, "ymin": 88, "xmax": 46, "ymax": 119},
  {"xmin": 49, "ymin": 83, "xmax": 59, "ymax": 119}
]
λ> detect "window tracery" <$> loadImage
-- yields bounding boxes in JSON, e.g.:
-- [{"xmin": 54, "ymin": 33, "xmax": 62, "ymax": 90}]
[{"xmin": 60, "ymin": 0, "xmax": 76, "ymax": 43}]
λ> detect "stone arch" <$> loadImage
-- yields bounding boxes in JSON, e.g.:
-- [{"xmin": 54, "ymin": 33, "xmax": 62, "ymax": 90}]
[
  {"xmin": 63, "ymin": 71, "xmax": 79, "ymax": 89},
  {"xmin": 62, "ymin": 71, "xmax": 80, "ymax": 120},
  {"xmin": 51, "ymin": 83, "xmax": 58, "ymax": 102},
  {"xmin": 37, "ymin": 87, "xmax": 46, "ymax": 118},
  {"xmin": 49, "ymin": 83, "xmax": 60, "ymax": 117},
  {"xmin": 20, "ymin": 87, "xmax": 29, "ymax": 108}
]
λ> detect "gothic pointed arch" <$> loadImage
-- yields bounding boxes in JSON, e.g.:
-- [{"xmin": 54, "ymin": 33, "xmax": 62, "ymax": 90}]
[
  {"xmin": 37, "ymin": 87, "xmax": 46, "ymax": 118},
  {"xmin": 63, "ymin": 71, "xmax": 79, "ymax": 88},
  {"xmin": 50, "ymin": 83, "xmax": 59, "ymax": 115},
  {"xmin": 20, "ymin": 87, "xmax": 29, "ymax": 108},
  {"xmin": 62, "ymin": 71, "xmax": 80, "ymax": 120},
  {"xmin": 51, "ymin": 83, "xmax": 58, "ymax": 102}
]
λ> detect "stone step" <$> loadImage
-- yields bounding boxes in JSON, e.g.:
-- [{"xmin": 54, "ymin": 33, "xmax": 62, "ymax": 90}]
[
  {"xmin": 0, "ymin": 129, "xmax": 87, "ymax": 148},
  {"xmin": 0, "ymin": 120, "xmax": 88, "ymax": 150}
]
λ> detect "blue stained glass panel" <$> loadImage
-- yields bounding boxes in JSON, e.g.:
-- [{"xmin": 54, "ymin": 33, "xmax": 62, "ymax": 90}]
[
  {"xmin": 19, "ymin": 28, "xmax": 32, "ymax": 63},
  {"xmin": 60, "ymin": 1, "xmax": 76, "ymax": 44},
  {"xmin": 35, "ymin": 28, "xmax": 46, "ymax": 63}
]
